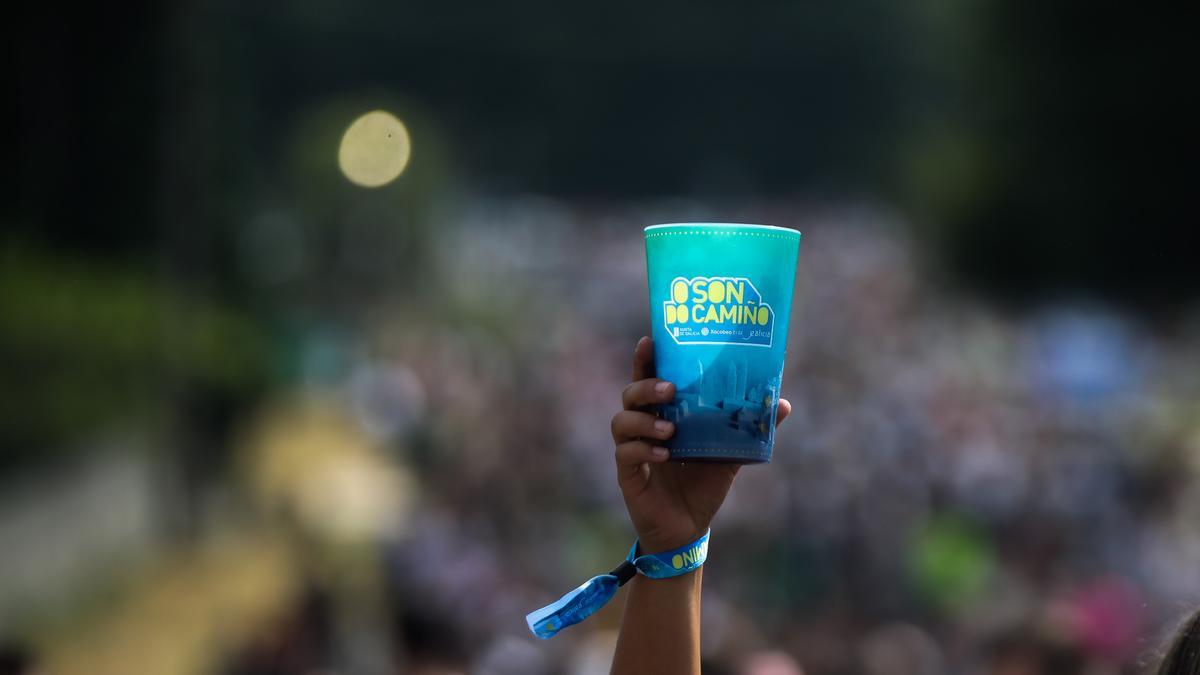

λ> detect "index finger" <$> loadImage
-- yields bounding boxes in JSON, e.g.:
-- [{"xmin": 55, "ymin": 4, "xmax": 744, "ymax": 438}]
[{"xmin": 632, "ymin": 336, "xmax": 656, "ymax": 381}]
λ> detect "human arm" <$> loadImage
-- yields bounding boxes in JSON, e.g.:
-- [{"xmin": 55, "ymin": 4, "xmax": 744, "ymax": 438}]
[{"xmin": 609, "ymin": 337, "xmax": 791, "ymax": 675}]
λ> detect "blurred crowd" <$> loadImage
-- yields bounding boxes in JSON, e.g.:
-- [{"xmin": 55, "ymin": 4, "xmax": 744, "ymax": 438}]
[
  {"xmin": 237, "ymin": 203, "xmax": 1200, "ymax": 675},
  {"xmin": 4, "ymin": 202, "xmax": 1200, "ymax": 675}
]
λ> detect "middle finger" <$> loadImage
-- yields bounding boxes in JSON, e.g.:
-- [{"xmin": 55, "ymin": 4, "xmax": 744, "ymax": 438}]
[
  {"xmin": 611, "ymin": 410, "xmax": 675, "ymax": 443},
  {"xmin": 621, "ymin": 378, "xmax": 675, "ymax": 411}
]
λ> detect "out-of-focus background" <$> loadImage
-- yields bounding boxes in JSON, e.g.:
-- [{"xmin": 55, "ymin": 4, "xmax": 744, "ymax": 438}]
[{"xmin": 2, "ymin": 2, "xmax": 1195, "ymax": 674}]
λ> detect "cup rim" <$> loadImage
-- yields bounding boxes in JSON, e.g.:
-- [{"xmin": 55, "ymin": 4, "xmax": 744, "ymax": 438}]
[{"xmin": 644, "ymin": 222, "xmax": 801, "ymax": 235}]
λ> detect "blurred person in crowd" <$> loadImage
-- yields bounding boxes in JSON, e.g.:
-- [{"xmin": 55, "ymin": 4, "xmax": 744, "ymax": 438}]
[
  {"xmin": 981, "ymin": 629, "xmax": 1084, "ymax": 675},
  {"xmin": 222, "ymin": 584, "xmax": 334, "ymax": 675},
  {"xmin": 392, "ymin": 606, "xmax": 469, "ymax": 675},
  {"xmin": 859, "ymin": 622, "xmax": 944, "ymax": 675},
  {"xmin": 739, "ymin": 650, "xmax": 806, "ymax": 675},
  {"xmin": 0, "ymin": 643, "xmax": 35, "ymax": 675},
  {"xmin": 1157, "ymin": 608, "xmax": 1200, "ymax": 675},
  {"xmin": 608, "ymin": 337, "xmax": 792, "ymax": 675}
]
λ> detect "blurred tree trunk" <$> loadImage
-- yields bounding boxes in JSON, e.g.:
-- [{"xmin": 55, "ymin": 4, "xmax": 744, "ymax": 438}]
[{"xmin": 156, "ymin": 0, "xmax": 226, "ymax": 538}]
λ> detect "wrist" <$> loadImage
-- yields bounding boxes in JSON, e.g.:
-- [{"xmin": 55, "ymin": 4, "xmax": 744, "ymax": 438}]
[
  {"xmin": 638, "ymin": 528, "xmax": 708, "ymax": 555},
  {"xmin": 526, "ymin": 529, "xmax": 708, "ymax": 638},
  {"xmin": 629, "ymin": 528, "xmax": 710, "ymax": 581},
  {"xmin": 630, "ymin": 566, "xmax": 703, "ymax": 590}
]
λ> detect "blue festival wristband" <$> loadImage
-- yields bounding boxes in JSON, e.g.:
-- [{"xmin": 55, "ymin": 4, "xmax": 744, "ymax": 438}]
[{"xmin": 525, "ymin": 529, "xmax": 710, "ymax": 639}]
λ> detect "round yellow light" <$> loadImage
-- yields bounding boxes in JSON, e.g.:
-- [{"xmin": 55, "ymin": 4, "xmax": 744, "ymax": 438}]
[{"xmin": 337, "ymin": 110, "xmax": 411, "ymax": 188}]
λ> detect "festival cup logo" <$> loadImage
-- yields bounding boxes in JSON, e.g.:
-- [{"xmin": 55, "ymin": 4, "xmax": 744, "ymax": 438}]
[
  {"xmin": 663, "ymin": 276, "xmax": 775, "ymax": 347},
  {"xmin": 644, "ymin": 224, "xmax": 800, "ymax": 463}
]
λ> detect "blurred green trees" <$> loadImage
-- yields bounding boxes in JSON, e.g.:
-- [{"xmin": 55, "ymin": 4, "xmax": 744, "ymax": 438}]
[{"xmin": 0, "ymin": 244, "xmax": 271, "ymax": 467}]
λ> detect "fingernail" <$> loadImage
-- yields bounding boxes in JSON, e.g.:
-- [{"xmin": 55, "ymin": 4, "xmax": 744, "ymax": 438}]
[
  {"xmin": 655, "ymin": 381, "xmax": 672, "ymax": 395},
  {"xmin": 654, "ymin": 419, "xmax": 673, "ymax": 434},
  {"xmin": 652, "ymin": 447, "xmax": 669, "ymax": 459}
]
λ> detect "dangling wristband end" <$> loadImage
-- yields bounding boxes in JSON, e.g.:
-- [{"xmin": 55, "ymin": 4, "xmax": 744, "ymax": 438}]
[{"xmin": 524, "ymin": 529, "xmax": 710, "ymax": 639}]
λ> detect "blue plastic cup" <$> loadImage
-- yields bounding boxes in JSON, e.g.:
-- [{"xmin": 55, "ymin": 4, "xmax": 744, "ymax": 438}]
[{"xmin": 644, "ymin": 223, "xmax": 801, "ymax": 463}]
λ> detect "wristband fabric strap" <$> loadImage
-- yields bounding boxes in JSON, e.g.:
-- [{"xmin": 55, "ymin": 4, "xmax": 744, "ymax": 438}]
[{"xmin": 525, "ymin": 529, "xmax": 710, "ymax": 639}]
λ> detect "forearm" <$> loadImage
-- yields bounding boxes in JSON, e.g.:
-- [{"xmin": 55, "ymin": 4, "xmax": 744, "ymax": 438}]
[{"xmin": 610, "ymin": 568, "xmax": 702, "ymax": 675}]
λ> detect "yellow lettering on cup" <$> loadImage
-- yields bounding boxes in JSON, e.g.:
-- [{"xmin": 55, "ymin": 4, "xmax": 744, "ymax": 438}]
[
  {"xmin": 672, "ymin": 554, "xmax": 684, "ymax": 569},
  {"xmin": 757, "ymin": 307, "xmax": 769, "ymax": 324},
  {"xmin": 692, "ymin": 279, "xmax": 708, "ymax": 303},
  {"xmin": 666, "ymin": 304, "xmax": 677, "ymax": 324},
  {"xmin": 728, "ymin": 282, "xmax": 745, "ymax": 304},
  {"xmin": 709, "ymin": 280, "xmax": 725, "ymax": 303},
  {"xmin": 672, "ymin": 280, "xmax": 689, "ymax": 304}
]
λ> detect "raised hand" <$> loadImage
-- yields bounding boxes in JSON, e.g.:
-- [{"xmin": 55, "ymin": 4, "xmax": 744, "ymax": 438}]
[{"xmin": 610, "ymin": 336, "xmax": 791, "ymax": 553}]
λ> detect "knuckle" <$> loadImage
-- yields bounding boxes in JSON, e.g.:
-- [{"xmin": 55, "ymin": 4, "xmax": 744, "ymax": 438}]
[
  {"xmin": 627, "ymin": 380, "xmax": 653, "ymax": 407},
  {"xmin": 614, "ymin": 440, "xmax": 640, "ymax": 462}
]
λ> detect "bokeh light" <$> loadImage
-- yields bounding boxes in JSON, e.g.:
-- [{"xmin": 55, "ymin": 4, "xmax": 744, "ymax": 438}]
[{"xmin": 337, "ymin": 110, "xmax": 411, "ymax": 188}]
